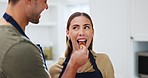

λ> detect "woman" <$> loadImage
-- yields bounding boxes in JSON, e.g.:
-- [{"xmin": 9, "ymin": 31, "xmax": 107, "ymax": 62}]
[{"xmin": 48, "ymin": 12, "xmax": 114, "ymax": 78}]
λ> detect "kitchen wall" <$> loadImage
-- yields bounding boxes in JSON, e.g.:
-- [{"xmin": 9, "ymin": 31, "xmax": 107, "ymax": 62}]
[
  {"xmin": 90, "ymin": 0, "xmax": 130, "ymax": 77},
  {"xmin": 0, "ymin": 1, "xmax": 7, "ymax": 17}
]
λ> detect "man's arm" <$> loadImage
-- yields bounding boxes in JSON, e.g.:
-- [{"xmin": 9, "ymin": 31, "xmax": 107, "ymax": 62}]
[{"xmin": 3, "ymin": 42, "xmax": 49, "ymax": 78}]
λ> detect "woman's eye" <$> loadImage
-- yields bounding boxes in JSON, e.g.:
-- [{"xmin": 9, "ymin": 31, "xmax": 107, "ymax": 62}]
[
  {"xmin": 84, "ymin": 26, "xmax": 90, "ymax": 29},
  {"xmin": 73, "ymin": 26, "xmax": 78, "ymax": 30}
]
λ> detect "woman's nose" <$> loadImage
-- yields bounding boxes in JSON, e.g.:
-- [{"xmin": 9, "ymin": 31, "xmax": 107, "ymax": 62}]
[{"xmin": 79, "ymin": 28, "xmax": 85, "ymax": 36}]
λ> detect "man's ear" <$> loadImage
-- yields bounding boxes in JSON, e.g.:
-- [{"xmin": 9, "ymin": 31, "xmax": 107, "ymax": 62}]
[{"xmin": 25, "ymin": 0, "xmax": 32, "ymax": 5}]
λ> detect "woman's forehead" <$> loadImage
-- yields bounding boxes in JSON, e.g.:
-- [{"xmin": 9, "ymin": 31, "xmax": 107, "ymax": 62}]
[{"xmin": 70, "ymin": 16, "xmax": 91, "ymax": 24}]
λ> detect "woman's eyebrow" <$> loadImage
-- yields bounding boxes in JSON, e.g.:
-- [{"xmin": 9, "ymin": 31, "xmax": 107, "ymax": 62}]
[
  {"xmin": 83, "ymin": 24, "xmax": 91, "ymax": 26},
  {"xmin": 72, "ymin": 24, "xmax": 79, "ymax": 27}
]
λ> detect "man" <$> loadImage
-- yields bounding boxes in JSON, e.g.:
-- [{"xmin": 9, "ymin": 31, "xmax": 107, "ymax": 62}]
[{"xmin": 0, "ymin": 0, "xmax": 88, "ymax": 78}]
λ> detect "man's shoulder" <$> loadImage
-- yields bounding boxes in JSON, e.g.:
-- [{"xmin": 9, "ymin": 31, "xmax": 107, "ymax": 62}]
[
  {"xmin": 0, "ymin": 25, "xmax": 31, "ymax": 45},
  {"xmin": 0, "ymin": 25, "xmax": 37, "ymax": 66}
]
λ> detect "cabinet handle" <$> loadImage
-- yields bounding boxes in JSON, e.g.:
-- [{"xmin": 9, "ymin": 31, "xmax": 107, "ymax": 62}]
[{"xmin": 130, "ymin": 36, "xmax": 134, "ymax": 40}]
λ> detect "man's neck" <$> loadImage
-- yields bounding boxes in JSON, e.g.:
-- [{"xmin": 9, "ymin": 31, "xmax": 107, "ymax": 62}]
[
  {"xmin": 0, "ymin": 18, "xmax": 11, "ymax": 26},
  {"xmin": 5, "ymin": 4, "xmax": 28, "ymax": 31}
]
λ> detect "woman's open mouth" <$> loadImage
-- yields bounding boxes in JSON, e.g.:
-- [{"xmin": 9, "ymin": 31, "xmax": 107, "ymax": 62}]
[{"xmin": 77, "ymin": 39, "xmax": 87, "ymax": 46}]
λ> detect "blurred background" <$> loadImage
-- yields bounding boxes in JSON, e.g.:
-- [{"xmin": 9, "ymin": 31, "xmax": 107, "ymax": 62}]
[{"xmin": 1, "ymin": 0, "xmax": 148, "ymax": 78}]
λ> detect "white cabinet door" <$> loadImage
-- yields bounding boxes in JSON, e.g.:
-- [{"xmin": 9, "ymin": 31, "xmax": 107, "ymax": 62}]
[{"xmin": 131, "ymin": 0, "xmax": 148, "ymax": 41}]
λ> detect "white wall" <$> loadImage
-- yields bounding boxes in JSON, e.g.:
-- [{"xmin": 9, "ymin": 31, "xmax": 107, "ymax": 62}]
[
  {"xmin": 0, "ymin": 1, "xmax": 7, "ymax": 17},
  {"xmin": 90, "ymin": 0, "xmax": 131, "ymax": 78}
]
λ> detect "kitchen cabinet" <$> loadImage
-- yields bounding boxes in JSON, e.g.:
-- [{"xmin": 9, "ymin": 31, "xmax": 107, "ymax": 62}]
[
  {"xmin": 90, "ymin": 0, "xmax": 148, "ymax": 78},
  {"xmin": 130, "ymin": 0, "xmax": 148, "ymax": 78},
  {"xmin": 131, "ymin": 0, "xmax": 148, "ymax": 41}
]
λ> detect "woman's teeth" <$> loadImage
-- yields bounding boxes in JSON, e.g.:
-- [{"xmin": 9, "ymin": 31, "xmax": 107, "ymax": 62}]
[
  {"xmin": 78, "ymin": 39, "xmax": 86, "ymax": 42},
  {"xmin": 77, "ymin": 39, "xmax": 87, "ymax": 45}
]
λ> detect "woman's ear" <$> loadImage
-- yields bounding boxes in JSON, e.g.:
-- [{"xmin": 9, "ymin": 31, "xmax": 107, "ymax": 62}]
[
  {"xmin": 92, "ymin": 30, "xmax": 94, "ymax": 36},
  {"xmin": 66, "ymin": 29, "xmax": 70, "ymax": 39}
]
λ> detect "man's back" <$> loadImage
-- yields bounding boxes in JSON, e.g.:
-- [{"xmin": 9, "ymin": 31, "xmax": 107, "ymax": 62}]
[{"xmin": 0, "ymin": 25, "xmax": 49, "ymax": 78}]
